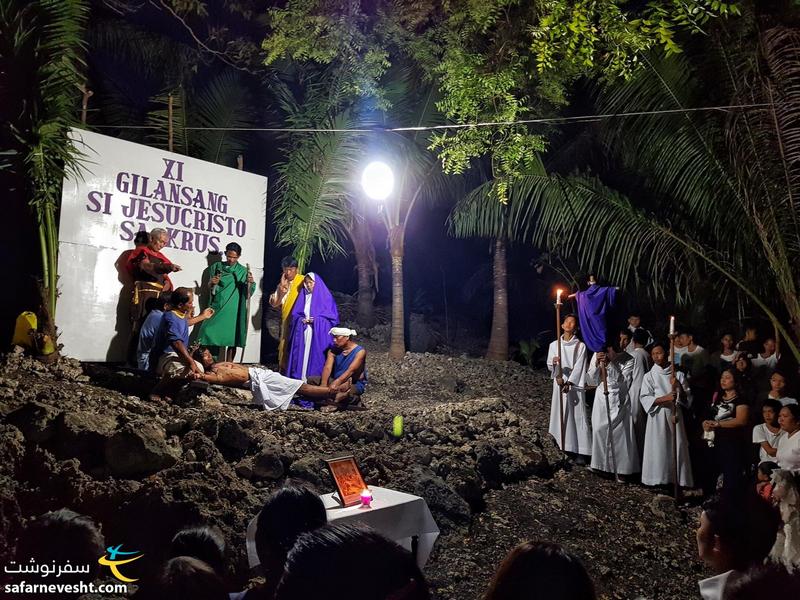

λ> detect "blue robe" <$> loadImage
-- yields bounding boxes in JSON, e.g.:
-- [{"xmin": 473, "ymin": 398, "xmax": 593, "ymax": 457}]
[{"xmin": 333, "ymin": 344, "xmax": 368, "ymax": 394}]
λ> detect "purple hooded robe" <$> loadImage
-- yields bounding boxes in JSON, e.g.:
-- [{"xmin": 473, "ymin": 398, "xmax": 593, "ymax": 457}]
[
  {"xmin": 574, "ymin": 284, "xmax": 617, "ymax": 353},
  {"xmin": 285, "ymin": 273, "xmax": 339, "ymax": 379}
]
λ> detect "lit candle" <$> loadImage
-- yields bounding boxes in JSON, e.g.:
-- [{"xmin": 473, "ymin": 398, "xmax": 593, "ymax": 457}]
[
  {"xmin": 556, "ymin": 289, "xmax": 563, "ymax": 305},
  {"xmin": 392, "ymin": 415, "xmax": 403, "ymax": 438},
  {"xmin": 669, "ymin": 315, "xmax": 675, "ymax": 336},
  {"xmin": 360, "ymin": 488, "xmax": 373, "ymax": 508}
]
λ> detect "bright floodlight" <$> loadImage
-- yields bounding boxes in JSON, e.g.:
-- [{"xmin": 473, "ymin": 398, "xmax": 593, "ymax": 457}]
[{"xmin": 361, "ymin": 161, "xmax": 394, "ymax": 201}]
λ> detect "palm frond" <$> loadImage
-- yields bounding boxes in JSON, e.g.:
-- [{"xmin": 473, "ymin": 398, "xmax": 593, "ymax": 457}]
[
  {"xmin": 597, "ymin": 53, "xmax": 744, "ymax": 234},
  {"xmin": 272, "ymin": 109, "xmax": 367, "ymax": 271},
  {"xmin": 190, "ymin": 71, "xmax": 257, "ymax": 166}
]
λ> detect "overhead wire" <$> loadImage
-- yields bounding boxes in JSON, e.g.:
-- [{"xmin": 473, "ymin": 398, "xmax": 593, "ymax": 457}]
[{"xmin": 85, "ymin": 102, "xmax": 772, "ymax": 134}]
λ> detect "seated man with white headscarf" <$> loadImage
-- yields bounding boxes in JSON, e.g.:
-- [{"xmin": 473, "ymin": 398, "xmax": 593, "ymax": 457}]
[
  {"xmin": 306, "ymin": 327, "xmax": 368, "ymax": 412},
  {"xmin": 189, "ymin": 347, "xmax": 345, "ymax": 411}
]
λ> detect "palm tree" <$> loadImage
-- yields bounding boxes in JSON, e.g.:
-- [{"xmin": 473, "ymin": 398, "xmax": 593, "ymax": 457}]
[
  {"xmin": 348, "ymin": 199, "xmax": 379, "ymax": 328},
  {"xmin": 449, "ymin": 158, "xmax": 551, "ymax": 361},
  {"xmin": 373, "ymin": 72, "xmax": 455, "ymax": 359},
  {"xmin": 0, "ymin": 0, "xmax": 89, "ymax": 351}
]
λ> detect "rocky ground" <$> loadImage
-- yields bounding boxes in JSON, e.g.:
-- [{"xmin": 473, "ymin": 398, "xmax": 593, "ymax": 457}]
[{"xmin": 0, "ymin": 324, "xmax": 709, "ymax": 599}]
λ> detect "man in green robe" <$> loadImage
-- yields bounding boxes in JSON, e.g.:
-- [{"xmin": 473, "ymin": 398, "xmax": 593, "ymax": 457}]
[{"xmin": 197, "ymin": 242, "xmax": 256, "ymax": 361}]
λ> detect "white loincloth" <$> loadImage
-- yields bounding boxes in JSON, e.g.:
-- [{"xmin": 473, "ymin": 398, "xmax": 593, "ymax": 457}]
[{"xmin": 248, "ymin": 367, "xmax": 303, "ymax": 411}]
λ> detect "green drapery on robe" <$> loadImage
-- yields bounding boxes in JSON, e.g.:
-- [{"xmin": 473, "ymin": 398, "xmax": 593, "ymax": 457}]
[{"xmin": 197, "ymin": 261, "xmax": 255, "ymax": 348}]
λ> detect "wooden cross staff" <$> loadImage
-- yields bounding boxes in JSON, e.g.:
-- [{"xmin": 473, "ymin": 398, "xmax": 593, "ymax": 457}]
[
  {"xmin": 240, "ymin": 263, "xmax": 253, "ymax": 364},
  {"xmin": 668, "ymin": 315, "xmax": 681, "ymax": 504},
  {"xmin": 555, "ymin": 289, "xmax": 567, "ymax": 455}
]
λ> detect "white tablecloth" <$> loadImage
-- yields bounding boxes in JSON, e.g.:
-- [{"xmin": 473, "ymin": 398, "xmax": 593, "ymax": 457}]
[{"xmin": 246, "ymin": 486, "xmax": 440, "ymax": 570}]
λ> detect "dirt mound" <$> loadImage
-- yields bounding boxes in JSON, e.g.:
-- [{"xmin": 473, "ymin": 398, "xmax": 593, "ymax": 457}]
[{"xmin": 0, "ymin": 345, "xmax": 707, "ymax": 598}]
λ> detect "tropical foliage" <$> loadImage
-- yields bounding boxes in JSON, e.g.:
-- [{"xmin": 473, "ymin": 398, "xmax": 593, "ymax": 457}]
[
  {"xmin": 262, "ymin": 1, "xmax": 739, "ymax": 205},
  {"xmin": 0, "ymin": 0, "xmax": 89, "ymax": 344},
  {"xmin": 450, "ymin": 3, "xmax": 800, "ymax": 359},
  {"xmin": 145, "ymin": 71, "xmax": 257, "ymax": 166}
]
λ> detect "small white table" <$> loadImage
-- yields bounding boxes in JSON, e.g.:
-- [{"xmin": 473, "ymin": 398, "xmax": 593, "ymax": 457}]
[{"xmin": 246, "ymin": 486, "xmax": 440, "ymax": 570}]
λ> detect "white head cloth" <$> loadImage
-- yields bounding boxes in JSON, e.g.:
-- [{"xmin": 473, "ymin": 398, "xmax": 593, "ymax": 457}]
[{"xmin": 330, "ymin": 327, "xmax": 356, "ymax": 337}]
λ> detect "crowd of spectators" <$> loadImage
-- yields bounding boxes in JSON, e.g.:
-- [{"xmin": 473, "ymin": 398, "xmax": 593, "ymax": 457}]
[{"xmin": 8, "ymin": 478, "xmax": 800, "ymax": 600}]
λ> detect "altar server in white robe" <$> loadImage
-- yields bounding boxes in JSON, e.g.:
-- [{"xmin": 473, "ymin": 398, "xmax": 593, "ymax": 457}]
[
  {"xmin": 629, "ymin": 328, "xmax": 652, "ymax": 457},
  {"xmin": 547, "ymin": 314, "xmax": 591, "ymax": 459},
  {"xmin": 586, "ymin": 343, "xmax": 641, "ymax": 474},
  {"xmin": 640, "ymin": 342, "xmax": 694, "ymax": 487}
]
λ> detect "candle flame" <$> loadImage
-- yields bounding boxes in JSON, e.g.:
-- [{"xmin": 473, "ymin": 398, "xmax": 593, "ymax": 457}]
[{"xmin": 556, "ymin": 289, "xmax": 563, "ymax": 303}]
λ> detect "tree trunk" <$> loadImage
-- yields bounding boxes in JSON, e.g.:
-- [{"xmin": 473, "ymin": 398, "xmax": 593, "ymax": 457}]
[
  {"xmin": 351, "ymin": 216, "xmax": 377, "ymax": 329},
  {"xmin": 485, "ymin": 237, "xmax": 508, "ymax": 361},
  {"xmin": 389, "ymin": 225, "xmax": 405, "ymax": 359}
]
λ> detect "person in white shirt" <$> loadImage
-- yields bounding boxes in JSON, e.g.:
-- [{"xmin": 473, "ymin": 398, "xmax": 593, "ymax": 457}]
[
  {"xmin": 710, "ymin": 333, "xmax": 737, "ymax": 372},
  {"xmin": 752, "ymin": 398, "xmax": 785, "ymax": 464},
  {"xmin": 618, "ymin": 328, "xmax": 631, "ymax": 356},
  {"xmin": 625, "ymin": 313, "xmax": 653, "ymax": 352},
  {"xmin": 764, "ymin": 371, "xmax": 797, "ymax": 406},
  {"xmin": 676, "ymin": 328, "xmax": 709, "ymax": 381},
  {"xmin": 628, "ymin": 328, "xmax": 651, "ymax": 459},
  {"xmin": 776, "ymin": 404, "xmax": 800, "ymax": 469},
  {"xmin": 586, "ymin": 342, "xmax": 640, "ymax": 475},
  {"xmin": 695, "ymin": 494, "xmax": 781, "ymax": 600},
  {"xmin": 673, "ymin": 335, "xmax": 689, "ymax": 367},
  {"xmin": 751, "ymin": 337, "xmax": 779, "ymax": 372},
  {"xmin": 752, "ymin": 337, "xmax": 780, "ymax": 399},
  {"xmin": 547, "ymin": 314, "xmax": 591, "ymax": 463},
  {"xmin": 639, "ymin": 342, "xmax": 694, "ymax": 487}
]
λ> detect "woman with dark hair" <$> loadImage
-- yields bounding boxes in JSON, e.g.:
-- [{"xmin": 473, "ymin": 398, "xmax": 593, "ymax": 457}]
[
  {"xmin": 233, "ymin": 484, "xmax": 327, "ymax": 600},
  {"xmin": 701, "ymin": 369, "xmax": 750, "ymax": 497},
  {"xmin": 764, "ymin": 371, "xmax": 797, "ymax": 406},
  {"xmin": 483, "ymin": 541, "xmax": 595, "ymax": 600},
  {"xmin": 710, "ymin": 333, "xmax": 737, "ymax": 373},
  {"xmin": 146, "ymin": 556, "xmax": 227, "ymax": 600},
  {"xmin": 197, "ymin": 242, "xmax": 256, "ymax": 362},
  {"xmin": 732, "ymin": 353, "xmax": 757, "ymax": 406},
  {"xmin": 274, "ymin": 524, "xmax": 429, "ymax": 600},
  {"xmin": 776, "ymin": 403, "xmax": 800, "ymax": 468},
  {"xmin": 169, "ymin": 526, "xmax": 226, "ymax": 576}
]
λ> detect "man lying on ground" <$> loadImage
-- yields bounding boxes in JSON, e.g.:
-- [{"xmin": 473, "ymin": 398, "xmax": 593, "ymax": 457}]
[{"xmin": 190, "ymin": 347, "xmax": 346, "ymax": 411}]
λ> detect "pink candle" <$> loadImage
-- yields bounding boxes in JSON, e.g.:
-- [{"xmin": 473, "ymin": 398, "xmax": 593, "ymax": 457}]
[{"xmin": 360, "ymin": 488, "xmax": 372, "ymax": 508}]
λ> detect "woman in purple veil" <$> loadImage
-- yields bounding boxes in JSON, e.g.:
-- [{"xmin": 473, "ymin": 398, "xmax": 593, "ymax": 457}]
[{"xmin": 285, "ymin": 273, "xmax": 339, "ymax": 380}]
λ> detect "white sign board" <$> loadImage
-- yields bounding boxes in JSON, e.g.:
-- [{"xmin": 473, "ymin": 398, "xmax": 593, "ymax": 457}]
[{"xmin": 58, "ymin": 129, "xmax": 267, "ymax": 362}]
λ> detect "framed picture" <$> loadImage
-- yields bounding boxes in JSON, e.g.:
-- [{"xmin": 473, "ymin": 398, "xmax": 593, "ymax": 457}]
[{"xmin": 325, "ymin": 455, "xmax": 367, "ymax": 507}]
